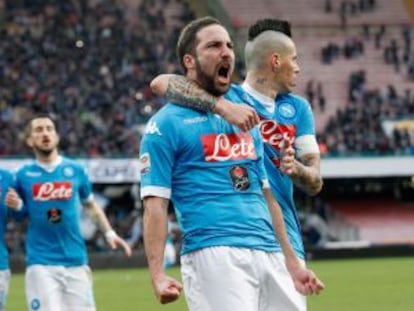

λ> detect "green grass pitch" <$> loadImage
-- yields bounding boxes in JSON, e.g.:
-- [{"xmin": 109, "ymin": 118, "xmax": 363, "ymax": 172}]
[{"xmin": 6, "ymin": 256, "xmax": 413, "ymax": 311}]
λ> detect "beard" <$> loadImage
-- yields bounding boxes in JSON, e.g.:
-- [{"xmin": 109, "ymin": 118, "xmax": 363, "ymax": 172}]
[
  {"xmin": 195, "ymin": 59, "xmax": 228, "ymax": 97},
  {"xmin": 33, "ymin": 146, "xmax": 55, "ymax": 158}
]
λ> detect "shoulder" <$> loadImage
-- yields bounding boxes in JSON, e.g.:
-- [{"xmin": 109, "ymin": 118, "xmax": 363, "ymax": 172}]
[
  {"xmin": 0, "ymin": 169, "xmax": 13, "ymax": 182},
  {"xmin": 145, "ymin": 103, "xmax": 204, "ymax": 134},
  {"xmin": 276, "ymin": 92, "xmax": 310, "ymax": 107},
  {"xmin": 60, "ymin": 157, "xmax": 87, "ymax": 174},
  {"xmin": 225, "ymin": 83, "xmax": 244, "ymax": 101},
  {"xmin": 276, "ymin": 93, "xmax": 312, "ymax": 118},
  {"xmin": 16, "ymin": 162, "xmax": 36, "ymax": 176}
]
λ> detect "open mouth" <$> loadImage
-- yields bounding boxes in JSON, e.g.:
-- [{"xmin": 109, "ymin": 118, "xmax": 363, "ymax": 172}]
[{"xmin": 217, "ymin": 65, "xmax": 231, "ymax": 83}]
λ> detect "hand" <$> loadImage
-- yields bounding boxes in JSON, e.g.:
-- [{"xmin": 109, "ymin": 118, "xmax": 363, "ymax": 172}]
[
  {"xmin": 5, "ymin": 188, "xmax": 23, "ymax": 210},
  {"xmin": 153, "ymin": 275, "xmax": 183, "ymax": 304},
  {"xmin": 279, "ymin": 137, "xmax": 296, "ymax": 175},
  {"xmin": 213, "ymin": 98, "xmax": 260, "ymax": 131},
  {"xmin": 286, "ymin": 259, "xmax": 325, "ymax": 295},
  {"xmin": 105, "ymin": 230, "xmax": 133, "ymax": 257}
]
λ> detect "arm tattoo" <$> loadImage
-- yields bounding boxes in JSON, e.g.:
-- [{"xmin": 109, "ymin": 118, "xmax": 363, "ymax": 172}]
[
  {"xmin": 165, "ymin": 76, "xmax": 217, "ymax": 112},
  {"xmin": 291, "ymin": 154, "xmax": 323, "ymax": 196}
]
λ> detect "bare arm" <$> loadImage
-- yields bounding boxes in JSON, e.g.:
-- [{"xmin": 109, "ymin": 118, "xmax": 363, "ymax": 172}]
[
  {"xmin": 84, "ymin": 199, "xmax": 132, "ymax": 256},
  {"xmin": 263, "ymin": 188, "xmax": 325, "ymax": 295},
  {"xmin": 150, "ymin": 74, "xmax": 259, "ymax": 131},
  {"xmin": 291, "ymin": 153, "xmax": 323, "ymax": 195},
  {"xmin": 143, "ymin": 196, "xmax": 182, "ymax": 304},
  {"xmin": 279, "ymin": 138, "xmax": 323, "ymax": 196}
]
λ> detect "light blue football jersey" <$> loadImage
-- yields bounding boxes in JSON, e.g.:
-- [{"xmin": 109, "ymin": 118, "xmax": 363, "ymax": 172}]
[
  {"xmin": 140, "ymin": 104, "xmax": 281, "ymax": 255},
  {"xmin": 226, "ymin": 84, "xmax": 318, "ymax": 259},
  {"xmin": 0, "ymin": 169, "xmax": 15, "ymax": 269},
  {"xmin": 15, "ymin": 157, "xmax": 93, "ymax": 266}
]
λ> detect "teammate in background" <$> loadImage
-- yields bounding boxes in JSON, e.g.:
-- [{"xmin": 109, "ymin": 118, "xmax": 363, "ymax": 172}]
[
  {"xmin": 6, "ymin": 114, "xmax": 132, "ymax": 311},
  {"xmin": 0, "ymin": 169, "xmax": 16, "ymax": 311},
  {"xmin": 150, "ymin": 18, "xmax": 324, "ymax": 309},
  {"xmin": 141, "ymin": 16, "xmax": 324, "ymax": 311}
]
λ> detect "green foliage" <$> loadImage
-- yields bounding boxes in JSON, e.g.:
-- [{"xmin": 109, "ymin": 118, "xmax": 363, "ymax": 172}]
[{"xmin": 7, "ymin": 257, "xmax": 414, "ymax": 311}]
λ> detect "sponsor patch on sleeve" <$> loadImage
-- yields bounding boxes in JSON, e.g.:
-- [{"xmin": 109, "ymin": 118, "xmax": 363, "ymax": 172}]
[{"xmin": 139, "ymin": 153, "xmax": 151, "ymax": 175}]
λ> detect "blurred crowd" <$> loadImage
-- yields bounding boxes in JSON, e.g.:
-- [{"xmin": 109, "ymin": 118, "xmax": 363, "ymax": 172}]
[
  {"xmin": 0, "ymin": 0, "xmax": 194, "ymax": 156},
  {"xmin": 315, "ymin": 22, "xmax": 414, "ymax": 156}
]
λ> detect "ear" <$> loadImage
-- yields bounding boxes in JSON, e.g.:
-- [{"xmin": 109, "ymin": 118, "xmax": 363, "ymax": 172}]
[
  {"xmin": 183, "ymin": 54, "xmax": 195, "ymax": 71},
  {"xmin": 270, "ymin": 53, "xmax": 281, "ymax": 71},
  {"xmin": 26, "ymin": 136, "xmax": 33, "ymax": 148}
]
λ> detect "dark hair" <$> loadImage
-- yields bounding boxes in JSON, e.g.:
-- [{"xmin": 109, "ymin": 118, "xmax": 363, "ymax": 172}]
[
  {"xmin": 176, "ymin": 16, "xmax": 222, "ymax": 73},
  {"xmin": 25, "ymin": 113, "xmax": 58, "ymax": 138},
  {"xmin": 248, "ymin": 18, "xmax": 292, "ymax": 41}
]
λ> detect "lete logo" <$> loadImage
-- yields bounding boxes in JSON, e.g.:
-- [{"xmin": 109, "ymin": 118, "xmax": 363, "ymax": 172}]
[
  {"xmin": 33, "ymin": 182, "xmax": 73, "ymax": 201},
  {"xmin": 201, "ymin": 133, "xmax": 257, "ymax": 162},
  {"xmin": 259, "ymin": 120, "xmax": 296, "ymax": 150}
]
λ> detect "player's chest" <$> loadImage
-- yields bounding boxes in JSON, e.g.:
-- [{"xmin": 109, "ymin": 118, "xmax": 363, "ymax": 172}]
[{"xmin": 20, "ymin": 172, "xmax": 80, "ymax": 203}]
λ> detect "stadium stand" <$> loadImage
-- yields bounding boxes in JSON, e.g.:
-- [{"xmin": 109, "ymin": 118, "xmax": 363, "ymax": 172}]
[{"xmin": 330, "ymin": 199, "xmax": 414, "ymax": 243}]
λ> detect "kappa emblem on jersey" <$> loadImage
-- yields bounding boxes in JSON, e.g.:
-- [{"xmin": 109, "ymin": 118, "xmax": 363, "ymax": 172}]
[
  {"xmin": 278, "ymin": 102, "xmax": 296, "ymax": 119},
  {"xmin": 47, "ymin": 208, "xmax": 62, "ymax": 224},
  {"xmin": 145, "ymin": 120, "xmax": 162, "ymax": 136},
  {"xmin": 33, "ymin": 182, "xmax": 73, "ymax": 201},
  {"xmin": 62, "ymin": 166, "xmax": 75, "ymax": 178},
  {"xmin": 229, "ymin": 165, "xmax": 250, "ymax": 191},
  {"xmin": 139, "ymin": 153, "xmax": 151, "ymax": 175},
  {"xmin": 201, "ymin": 133, "xmax": 257, "ymax": 162}
]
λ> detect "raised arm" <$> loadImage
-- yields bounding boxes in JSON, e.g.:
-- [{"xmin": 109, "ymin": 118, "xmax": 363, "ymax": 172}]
[
  {"xmin": 263, "ymin": 188, "xmax": 325, "ymax": 295},
  {"xmin": 143, "ymin": 196, "xmax": 183, "ymax": 304},
  {"xmin": 150, "ymin": 74, "xmax": 259, "ymax": 131}
]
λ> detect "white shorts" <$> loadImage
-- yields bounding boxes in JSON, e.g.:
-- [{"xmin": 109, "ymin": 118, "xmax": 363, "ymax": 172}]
[
  {"xmin": 180, "ymin": 246, "xmax": 306, "ymax": 311},
  {"xmin": 25, "ymin": 265, "xmax": 96, "ymax": 311},
  {"xmin": 0, "ymin": 269, "xmax": 10, "ymax": 311}
]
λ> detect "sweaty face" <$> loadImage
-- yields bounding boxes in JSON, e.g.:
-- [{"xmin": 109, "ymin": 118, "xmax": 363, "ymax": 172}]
[
  {"xmin": 27, "ymin": 118, "xmax": 59, "ymax": 156},
  {"xmin": 192, "ymin": 24, "xmax": 235, "ymax": 96},
  {"xmin": 277, "ymin": 42, "xmax": 300, "ymax": 93}
]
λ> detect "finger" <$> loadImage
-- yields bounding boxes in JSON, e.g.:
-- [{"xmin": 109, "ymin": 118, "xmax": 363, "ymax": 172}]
[
  {"xmin": 253, "ymin": 111, "xmax": 260, "ymax": 125},
  {"xmin": 121, "ymin": 240, "xmax": 132, "ymax": 257},
  {"xmin": 113, "ymin": 238, "xmax": 132, "ymax": 256}
]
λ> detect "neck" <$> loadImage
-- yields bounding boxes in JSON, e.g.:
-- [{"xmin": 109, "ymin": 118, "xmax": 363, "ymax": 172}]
[
  {"xmin": 35, "ymin": 149, "xmax": 59, "ymax": 164},
  {"xmin": 245, "ymin": 72, "xmax": 278, "ymax": 99}
]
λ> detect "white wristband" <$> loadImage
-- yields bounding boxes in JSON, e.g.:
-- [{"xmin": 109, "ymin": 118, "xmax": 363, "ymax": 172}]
[
  {"xmin": 105, "ymin": 230, "xmax": 117, "ymax": 241},
  {"xmin": 15, "ymin": 199, "xmax": 24, "ymax": 211}
]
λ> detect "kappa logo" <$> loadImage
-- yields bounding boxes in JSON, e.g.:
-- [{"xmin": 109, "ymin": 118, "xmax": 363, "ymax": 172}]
[{"xmin": 145, "ymin": 121, "xmax": 162, "ymax": 136}]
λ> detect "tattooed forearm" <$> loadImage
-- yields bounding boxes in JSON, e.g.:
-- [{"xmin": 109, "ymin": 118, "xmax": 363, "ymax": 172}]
[
  {"xmin": 290, "ymin": 154, "xmax": 323, "ymax": 196},
  {"xmin": 165, "ymin": 76, "xmax": 217, "ymax": 112}
]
